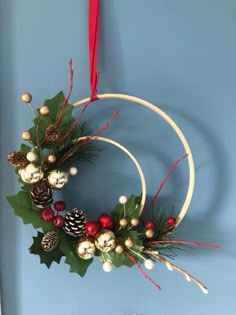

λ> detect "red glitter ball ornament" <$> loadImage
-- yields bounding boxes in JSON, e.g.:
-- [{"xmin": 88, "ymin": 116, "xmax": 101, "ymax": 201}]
[
  {"xmin": 166, "ymin": 216, "xmax": 176, "ymax": 225},
  {"xmin": 85, "ymin": 221, "xmax": 101, "ymax": 236},
  {"xmin": 41, "ymin": 208, "xmax": 55, "ymax": 221},
  {"xmin": 98, "ymin": 213, "xmax": 114, "ymax": 229},
  {"xmin": 54, "ymin": 201, "xmax": 66, "ymax": 211},
  {"xmin": 145, "ymin": 220, "xmax": 155, "ymax": 230},
  {"xmin": 53, "ymin": 215, "xmax": 65, "ymax": 227}
]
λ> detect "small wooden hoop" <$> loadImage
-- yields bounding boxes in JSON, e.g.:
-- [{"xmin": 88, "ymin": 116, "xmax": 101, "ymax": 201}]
[
  {"xmin": 78, "ymin": 136, "xmax": 147, "ymax": 214},
  {"xmin": 74, "ymin": 94, "xmax": 195, "ymax": 226}
]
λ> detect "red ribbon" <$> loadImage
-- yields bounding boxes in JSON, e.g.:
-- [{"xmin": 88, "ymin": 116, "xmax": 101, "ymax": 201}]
[{"xmin": 88, "ymin": 0, "xmax": 100, "ymax": 101}]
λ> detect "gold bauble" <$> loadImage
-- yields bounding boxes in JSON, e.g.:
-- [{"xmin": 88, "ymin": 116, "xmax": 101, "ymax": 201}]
[
  {"xmin": 119, "ymin": 218, "xmax": 128, "ymax": 228},
  {"xmin": 21, "ymin": 92, "xmax": 32, "ymax": 103},
  {"xmin": 48, "ymin": 154, "xmax": 56, "ymax": 163},
  {"xmin": 76, "ymin": 239, "xmax": 96, "ymax": 260},
  {"xmin": 47, "ymin": 170, "xmax": 69, "ymax": 189},
  {"xmin": 115, "ymin": 244, "xmax": 124, "ymax": 254},
  {"xmin": 130, "ymin": 218, "xmax": 139, "ymax": 227},
  {"xmin": 95, "ymin": 230, "xmax": 116, "ymax": 253},
  {"xmin": 125, "ymin": 237, "xmax": 133, "ymax": 248},
  {"xmin": 20, "ymin": 163, "xmax": 43, "ymax": 184},
  {"xmin": 145, "ymin": 229, "xmax": 154, "ymax": 238},
  {"xmin": 22, "ymin": 130, "xmax": 31, "ymax": 140},
  {"xmin": 39, "ymin": 105, "xmax": 50, "ymax": 115}
]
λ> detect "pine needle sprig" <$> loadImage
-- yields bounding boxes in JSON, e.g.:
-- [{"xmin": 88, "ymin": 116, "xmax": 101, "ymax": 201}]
[{"xmin": 54, "ymin": 123, "xmax": 101, "ymax": 169}]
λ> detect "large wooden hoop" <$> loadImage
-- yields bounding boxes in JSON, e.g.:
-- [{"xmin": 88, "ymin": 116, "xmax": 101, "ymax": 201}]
[
  {"xmin": 78, "ymin": 136, "xmax": 146, "ymax": 214},
  {"xmin": 74, "ymin": 94, "xmax": 195, "ymax": 226}
]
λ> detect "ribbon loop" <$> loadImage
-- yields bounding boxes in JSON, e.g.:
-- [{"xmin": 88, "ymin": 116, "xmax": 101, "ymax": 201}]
[{"xmin": 89, "ymin": 0, "xmax": 100, "ymax": 101}]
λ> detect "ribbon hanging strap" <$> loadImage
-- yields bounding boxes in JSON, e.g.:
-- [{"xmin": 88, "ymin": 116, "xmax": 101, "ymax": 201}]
[{"xmin": 88, "ymin": 0, "xmax": 100, "ymax": 101}]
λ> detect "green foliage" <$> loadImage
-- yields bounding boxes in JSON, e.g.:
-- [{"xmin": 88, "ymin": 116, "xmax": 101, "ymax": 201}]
[
  {"xmin": 20, "ymin": 143, "xmax": 31, "ymax": 153},
  {"xmin": 6, "ymin": 190, "xmax": 93, "ymax": 277},
  {"xmin": 29, "ymin": 92, "xmax": 70, "ymax": 146},
  {"xmin": 58, "ymin": 232, "xmax": 93, "ymax": 277},
  {"xmin": 112, "ymin": 195, "xmax": 141, "ymax": 221},
  {"xmin": 6, "ymin": 190, "xmax": 53, "ymax": 230},
  {"xmin": 29, "ymin": 232, "xmax": 64, "ymax": 268}
]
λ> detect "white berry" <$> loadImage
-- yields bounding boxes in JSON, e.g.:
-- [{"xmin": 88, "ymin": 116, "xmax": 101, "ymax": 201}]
[
  {"xmin": 69, "ymin": 167, "xmax": 78, "ymax": 176},
  {"xmin": 144, "ymin": 259, "xmax": 155, "ymax": 270},
  {"xmin": 103, "ymin": 261, "xmax": 113, "ymax": 272},
  {"xmin": 26, "ymin": 152, "xmax": 37, "ymax": 162},
  {"xmin": 119, "ymin": 195, "xmax": 127, "ymax": 204}
]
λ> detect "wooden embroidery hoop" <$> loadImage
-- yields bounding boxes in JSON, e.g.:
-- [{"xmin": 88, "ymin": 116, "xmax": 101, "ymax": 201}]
[{"xmin": 74, "ymin": 93, "xmax": 195, "ymax": 226}]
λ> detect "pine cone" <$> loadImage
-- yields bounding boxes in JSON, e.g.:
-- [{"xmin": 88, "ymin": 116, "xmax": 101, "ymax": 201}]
[
  {"xmin": 7, "ymin": 151, "xmax": 28, "ymax": 167},
  {"xmin": 30, "ymin": 180, "xmax": 53, "ymax": 208},
  {"xmin": 63, "ymin": 208, "xmax": 87, "ymax": 238},
  {"xmin": 41, "ymin": 231, "xmax": 59, "ymax": 252},
  {"xmin": 45, "ymin": 124, "xmax": 60, "ymax": 142}
]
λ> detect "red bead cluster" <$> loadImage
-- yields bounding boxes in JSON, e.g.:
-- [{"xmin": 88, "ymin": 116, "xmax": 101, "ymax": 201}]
[
  {"xmin": 41, "ymin": 201, "xmax": 66, "ymax": 228},
  {"xmin": 85, "ymin": 213, "xmax": 114, "ymax": 236}
]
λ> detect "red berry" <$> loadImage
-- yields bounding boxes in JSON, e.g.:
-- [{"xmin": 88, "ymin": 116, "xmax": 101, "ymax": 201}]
[
  {"xmin": 53, "ymin": 215, "xmax": 65, "ymax": 227},
  {"xmin": 166, "ymin": 216, "xmax": 176, "ymax": 225},
  {"xmin": 98, "ymin": 213, "xmax": 114, "ymax": 229},
  {"xmin": 54, "ymin": 201, "xmax": 66, "ymax": 211},
  {"xmin": 41, "ymin": 208, "xmax": 55, "ymax": 221},
  {"xmin": 85, "ymin": 221, "xmax": 102, "ymax": 236},
  {"xmin": 145, "ymin": 220, "xmax": 155, "ymax": 230}
]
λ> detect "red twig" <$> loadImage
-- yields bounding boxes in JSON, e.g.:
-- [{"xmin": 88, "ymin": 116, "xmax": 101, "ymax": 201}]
[
  {"xmin": 79, "ymin": 111, "xmax": 118, "ymax": 146},
  {"xmin": 60, "ymin": 101, "xmax": 91, "ymax": 142},
  {"xmin": 56, "ymin": 59, "xmax": 74, "ymax": 126},
  {"xmin": 124, "ymin": 252, "xmax": 161, "ymax": 290},
  {"xmin": 56, "ymin": 111, "xmax": 119, "ymax": 166},
  {"xmin": 147, "ymin": 239, "xmax": 220, "ymax": 249},
  {"xmin": 140, "ymin": 154, "xmax": 188, "ymax": 219}
]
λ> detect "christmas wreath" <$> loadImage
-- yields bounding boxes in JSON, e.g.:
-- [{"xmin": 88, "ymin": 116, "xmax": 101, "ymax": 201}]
[{"xmin": 6, "ymin": 61, "xmax": 219, "ymax": 294}]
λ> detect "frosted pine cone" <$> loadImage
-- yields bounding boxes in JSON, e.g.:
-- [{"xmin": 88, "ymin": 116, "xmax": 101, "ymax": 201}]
[{"xmin": 30, "ymin": 180, "xmax": 53, "ymax": 208}]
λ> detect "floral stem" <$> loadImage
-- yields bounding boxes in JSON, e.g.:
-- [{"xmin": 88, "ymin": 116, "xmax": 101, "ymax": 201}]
[
  {"xmin": 124, "ymin": 252, "xmax": 161, "ymax": 290},
  {"xmin": 147, "ymin": 239, "xmax": 220, "ymax": 249},
  {"xmin": 140, "ymin": 154, "xmax": 188, "ymax": 219},
  {"xmin": 56, "ymin": 59, "xmax": 74, "ymax": 126},
  {"xmin": 144, "ymin": 250, "xmax": 208, "ymax": 294},
  {"xmin": 56, "ymin": 111, "xmax": 118, "ymax": 166}
]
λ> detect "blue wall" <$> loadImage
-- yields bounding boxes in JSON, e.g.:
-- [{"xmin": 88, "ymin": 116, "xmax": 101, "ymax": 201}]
[{"xmin": 1, "ymin": 0, "xmax": 236, "ymax": 314}]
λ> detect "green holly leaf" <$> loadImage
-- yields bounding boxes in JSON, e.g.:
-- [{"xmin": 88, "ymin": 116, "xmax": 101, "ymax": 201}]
[
  {"xmin": 102, "ymin": 250, "xmax": 134, "ymax": 268},
  {"xmin": 20, "ymin": 143, "xmax": 31, "ymax": 153},
  {"xmin": 6, "ymin": 190, "xmax": 53, "ymax": 230},
  {"xmin": 28, "ymin": 91, "xmax": 75, "ymax": 146},
  {"xmin": 29, "ymin": 232, "xmax": 64, "ymax": 268},
  {"xmin": 112, "ymin": 195, "xmax": 141, "ymax": 221},
  {"xmin": 58, "ymin": 233, "xmax": 93, "ymax": 277}
]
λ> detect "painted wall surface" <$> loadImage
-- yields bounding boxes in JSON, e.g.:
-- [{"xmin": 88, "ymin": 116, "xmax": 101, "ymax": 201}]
[{"xmin": 1, "ymin": 0, "xmax": 236, "ymax": 314}]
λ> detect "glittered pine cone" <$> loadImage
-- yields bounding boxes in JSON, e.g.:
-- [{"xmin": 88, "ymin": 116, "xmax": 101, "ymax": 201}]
[
  {"xmin": 63, "ymin": 209, "xmax": 87, "ymax": 238},
  {"xmin": 45, "ymin": 124, "xmax": 60, "ymax": 142},
  {"xmin": 7, "ymin": 151, "xmax": 28, "ymax": 168},
  {"xmin": 41, "ymin": 231, "xmax": 59, "ymax": 252},
  {"xmin": 30, "ymin": 180, "xmax": 53, "ymax": 208}
]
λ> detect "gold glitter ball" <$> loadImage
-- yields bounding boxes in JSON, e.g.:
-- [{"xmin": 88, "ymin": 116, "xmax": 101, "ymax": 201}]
[
  {"xmin": 145, "ymin": 229, "xmax": 154, "ymax": 238},
  {"xmin": 22, "ymin": 131, "xmax": 31, "ymax": 140},
  {"xmin": 39, "ymin": 105, "xmax": 50, "ymax": 116},
  {"xmin": 21, "ymin": 92, "xmax": 32, "ymax": 103}
]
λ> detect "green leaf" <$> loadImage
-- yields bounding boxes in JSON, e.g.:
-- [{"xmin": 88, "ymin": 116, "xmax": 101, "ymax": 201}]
[
  {"xmin": 29, "ymin": 91, "xmax": 75, "ymax": 146},
  {"xmin": 112, "ymin": 195, "xmax": 141, "ymax": 221},
  {"xmin": 20, "ymin": 143, "xmax": 31, "ymax": 153},
  {"xmin": 29, "ymin": 232, "xmax": 64, "ymax": 268},
  {"xmin": 6, "ymin": 190, "xmax": 53, "ymax": 230},
  {"xmin": 58, "ymin": 233, "xmax": 93, "ymax": 277},
  {"xmin": 102, "ymin": 250, "xmax": 134, "ymax": 268}
]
